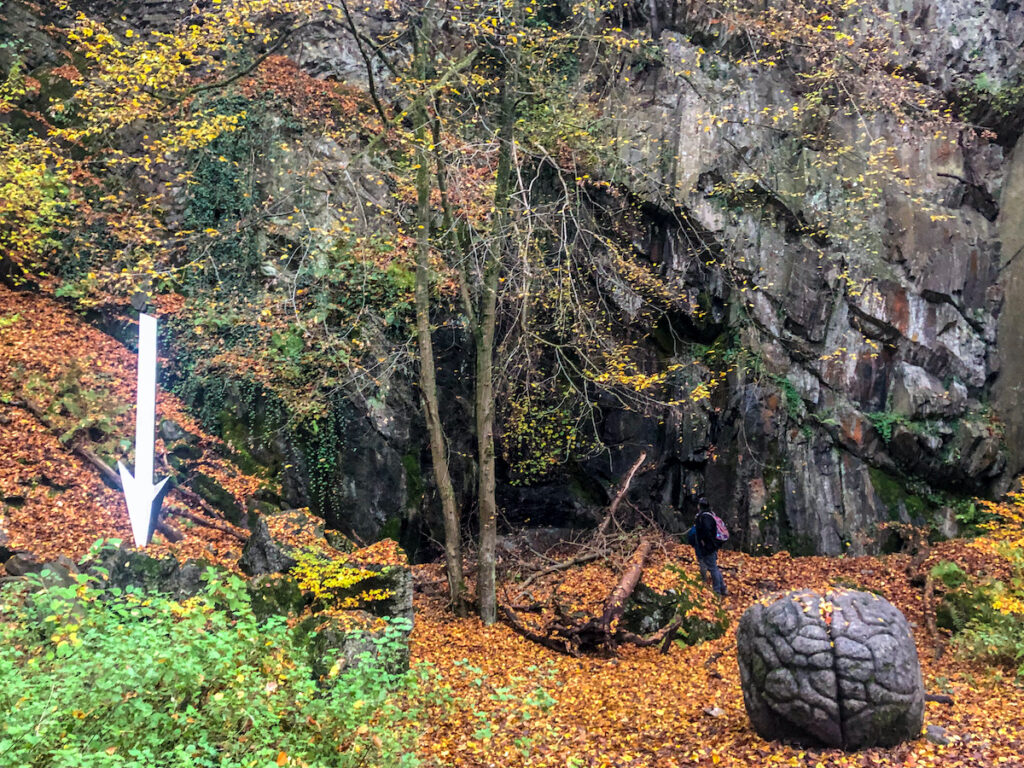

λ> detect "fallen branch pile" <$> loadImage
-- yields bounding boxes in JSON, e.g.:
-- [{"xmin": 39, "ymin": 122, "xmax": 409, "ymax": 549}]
[
  {"xmin": 502, "ymin": 536, "xmax": 682, "ymax": 656},
  {"xmin": 500, "ymin": 451, "xmax": 684, "ymax": 656}
]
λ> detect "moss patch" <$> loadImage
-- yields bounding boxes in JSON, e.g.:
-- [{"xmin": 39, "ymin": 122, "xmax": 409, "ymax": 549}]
[{"xmin": 868, "ymin": 466, "xmax": 928, "ymax": 523}]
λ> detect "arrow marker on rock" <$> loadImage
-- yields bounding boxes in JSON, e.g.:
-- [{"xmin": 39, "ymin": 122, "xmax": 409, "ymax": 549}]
[{"xmin": 117, "ymin": 313, "xmax": 168, "ymax": 548}]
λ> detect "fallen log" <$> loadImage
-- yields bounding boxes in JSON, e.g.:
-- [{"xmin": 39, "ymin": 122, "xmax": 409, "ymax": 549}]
[
  {"xmin": 598, "ymin": 537, "xmax": 654, "ymax": 638},
  {"xmin": 500, "ymin": 602, "xmax": 580, "ymax": 656},
  {"xmin": 500, "ymin": 451, "xmax": 663, "ymax": 655},
  {"xmin": 514, "ymin": 451, "xmax": 649, "ymax": 603}
]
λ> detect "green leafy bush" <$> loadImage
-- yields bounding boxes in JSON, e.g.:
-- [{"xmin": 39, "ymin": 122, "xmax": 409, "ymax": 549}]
[
  {"xmin": 866, "ymin": 409, "xmax": 906, "ymax": 443},
  {"xmin": 953, "ymin": 611, "xmax": 1024, "ymax": 678},
  {"xmin": 666, "ymin": 567, "xmax": 730, "ymax": 646},
  {"xmin": 933, "ymin": 497, "xmax": 1024, "ymax": 679},
  {"xmin": 18, "ymin": 362, "xmax": 127, "ymax": 453},
  {"xmin": 932, "ymin": 561, "xmax": 996, "ymax": 633},
  {"xmin": 952, "ymin": 538, "xmax": 1024, "ymax": 679},
  {"xmin": 0, "ymin": 561, "xmax": 419, "ymax": 767}
]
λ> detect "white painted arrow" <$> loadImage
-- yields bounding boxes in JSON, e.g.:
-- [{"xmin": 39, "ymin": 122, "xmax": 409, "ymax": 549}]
[{"xmin": 117, "ymin": 313, "xmax": 168, "ymax": 548}]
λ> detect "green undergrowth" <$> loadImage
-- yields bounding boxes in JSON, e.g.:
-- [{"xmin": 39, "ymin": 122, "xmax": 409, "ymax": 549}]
[
  {"xmin": 0, "ymin": 549, "xmax": 421, "ymax": 768},
  {"xmin": 932, "ymin": 502, "xmax": 1024, "ymax": 680}
]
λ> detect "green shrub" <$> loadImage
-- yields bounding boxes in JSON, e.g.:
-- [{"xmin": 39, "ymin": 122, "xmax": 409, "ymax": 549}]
[
  {"xmin": 930, "ymin": 560, "xmax": 967, "ymax": 590},
  {"xmin": 866, "ymin": 409, "xmax": 905, "ymax": 443},
  {"xmin": 953, "ymin": 611, "xmax": 1024, "ymax": 678},
  {"xmin": 937, "ymin": 498, "xmax": 1024, "ymax": 679},
  {"xmin": 952, "ymin": 546, "xmax": 1024, "ymax": 679},
  {"xmin": 18, "ymin": 362, "xmax": 127, "ymax": 454},
  {"xmin": 667, "ymin": 567, "xmax": 730, "ymax": 646},
  {"xmin": 0, "ymin": 560, "xmax": 419, "ymax": 768}
]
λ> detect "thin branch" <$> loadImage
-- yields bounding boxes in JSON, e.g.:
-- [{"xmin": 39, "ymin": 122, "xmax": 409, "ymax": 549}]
[
  {"xmin": 515, "ymin": 551, "xmax": 602, "ymax": 600},
  {"xmin": 598, "ymin": 450, "xmax": 648, "ymax": 535},
  {"xmin": 337, "ymin": 0, "xmax": 390, "ymax": 125},
  {"xmin": 188, "ymin": 23, "xmax": 311, "ymax": 97}
]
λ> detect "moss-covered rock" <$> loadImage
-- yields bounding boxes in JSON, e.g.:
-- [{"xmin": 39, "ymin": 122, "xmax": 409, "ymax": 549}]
[
  {"xmin": 99, "ymin": 547, "xmax": 211, "ymax": 599},
  {"xmin": 299, "ymin": 612, "xmax": 412, "ymax": 678},
  {"xmin": 190, "ymin": 473, "xmax": 245, "ymax": 525},
  {"xmin": 248, "ymin": 573, "xmax": 309, "ymax": 620}
]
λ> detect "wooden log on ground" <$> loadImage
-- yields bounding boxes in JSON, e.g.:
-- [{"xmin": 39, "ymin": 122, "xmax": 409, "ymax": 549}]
[{"xmin": 598, "ymin": 537, "xmax": 654, "ymax": 638}]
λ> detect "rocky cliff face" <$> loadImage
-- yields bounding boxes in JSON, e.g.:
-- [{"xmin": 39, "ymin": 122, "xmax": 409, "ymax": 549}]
[
  {"xmin": 5, "ymin": 0, "xmax": 1023, "ymax": 555},
  {"xmin": 572, "ymin": 0, "xmax": 1024, "ymax": 554}
]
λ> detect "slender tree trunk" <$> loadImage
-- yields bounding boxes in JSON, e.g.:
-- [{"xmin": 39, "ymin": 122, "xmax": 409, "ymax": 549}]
[
  {"xmin": 412, "ymin": 23, "xmax": 466, "ymax": 617},
  {"xmin": 474, "ymin": 302, "xmax": 498, "ymax": 624},
  {"xmin": 475, "ymin": 42, "xmax": 517, "ymax": 626}
]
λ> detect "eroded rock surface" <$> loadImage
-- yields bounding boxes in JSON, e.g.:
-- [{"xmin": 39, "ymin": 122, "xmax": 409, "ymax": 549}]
[{"xmin": 737, "ymin": 589, "xmax": 924, "ymax": 750}]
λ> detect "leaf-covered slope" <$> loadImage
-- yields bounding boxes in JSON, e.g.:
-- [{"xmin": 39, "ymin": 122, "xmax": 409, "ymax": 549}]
[{"xmin": 0, "ymin": 285, "xmax": 251, "ymax": 563}]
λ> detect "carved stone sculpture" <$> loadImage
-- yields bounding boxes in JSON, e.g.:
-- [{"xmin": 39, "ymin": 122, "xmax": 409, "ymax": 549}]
[{"xmin": 737, "ymin": 589, "xmax": 924, "ymax": 750}]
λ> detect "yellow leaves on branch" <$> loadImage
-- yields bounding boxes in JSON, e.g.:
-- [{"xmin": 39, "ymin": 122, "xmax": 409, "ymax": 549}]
[
  {"xmin": 0, "ymin": 126, "xmax": 68, "ymax": 280},
  {"xmin": 972, "ymin": 493, "xmax": 1024, "ymax": 617},
  {"xmin": 292, "ymin": 550, "xmax": 394, "ymax": 609}
]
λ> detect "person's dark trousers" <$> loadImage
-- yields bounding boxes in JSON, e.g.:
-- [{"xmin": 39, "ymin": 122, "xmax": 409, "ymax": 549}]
[{"xmin": 698, "ymin": 550, "xmax": 727, "ymax": 596}]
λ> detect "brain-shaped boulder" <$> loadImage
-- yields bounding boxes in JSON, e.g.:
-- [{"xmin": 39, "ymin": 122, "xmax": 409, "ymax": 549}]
[{"xmin": 737, "ymin": 589, "xmax": 923, "ymax": 750}]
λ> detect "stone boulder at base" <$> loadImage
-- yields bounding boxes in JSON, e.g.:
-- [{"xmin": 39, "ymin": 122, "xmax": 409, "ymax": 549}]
[{"xmin": 737, "ymin": 589, "xmax": 924, "ymax": 751}]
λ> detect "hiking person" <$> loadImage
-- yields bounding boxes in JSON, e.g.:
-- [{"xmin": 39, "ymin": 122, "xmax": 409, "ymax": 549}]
[{"xmin": 687, "ymin": 497, "xmax": 727, "ymax": 596}]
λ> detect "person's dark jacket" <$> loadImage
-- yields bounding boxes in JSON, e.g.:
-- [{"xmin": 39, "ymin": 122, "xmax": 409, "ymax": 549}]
[{"xmin": 693, "ymin": 511, "xmax": 720, "ymax": 557}]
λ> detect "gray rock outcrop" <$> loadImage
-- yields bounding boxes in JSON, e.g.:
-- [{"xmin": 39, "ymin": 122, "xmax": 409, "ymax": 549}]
[
  {"xmin": 737, "ymin": 589, "xmax": 924, "ymax": 750},
  {"xmin": 238, "ymin": 517, "xmax": 299, "ymax": 576}
]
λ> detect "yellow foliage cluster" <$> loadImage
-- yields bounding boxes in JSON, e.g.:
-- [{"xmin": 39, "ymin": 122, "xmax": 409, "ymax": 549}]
[
  {"xmin": 976, "ymin": 493, "xmax": 1024, "ymax": 617},
  {"xmin": 0, "ymin": 126, "xmax": 67, "ymax": 283},
  {"xmin": 292, "ymin": 550, "xmax": 393, "ymax": 609}
]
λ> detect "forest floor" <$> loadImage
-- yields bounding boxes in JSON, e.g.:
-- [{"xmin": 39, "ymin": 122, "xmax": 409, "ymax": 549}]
[
  {"xmin": 0, "ymin": 285, "xmax": 252, "ymax": 564},
  {"xmin": 410, "ymin": 537, "xmax": 1024, "ymax": 767},
  {"xmin": 2, "ymin": 284, "xmax": 1022, "ymax": 767}
]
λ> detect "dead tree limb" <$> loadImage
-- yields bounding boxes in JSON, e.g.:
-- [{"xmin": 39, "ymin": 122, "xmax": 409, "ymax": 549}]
[
  {"xmin": 500, "ymin": 451, "xmax": 660, "ymax": 655},
  {"xmin": 500, "ymin": 602, "xmax": 580, "ymax": 656},
  {"xmin": 511, "ymin": 451, "xmax": 649, "ymax": 603},
  {"xmin": 502, "ymin": 536, "xmax": 659, "ymax": 655},
  {"xmin": 597, "ymin": 451, "xmax": 647, "ymax": 536},
  {"xmin": 515, "ymin": 551, "xmax": 602, "ymax": 600},
  {"xmin": 617, "ymin": 614, "xmax": 682, "ymax": 650},
  {"xmin": 163, "ymin": 503, "xmax": 248, "ymax": 542},
  {"xmin": 598, "ymin": 537, "xmax": 654, "ymax": 638}
]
